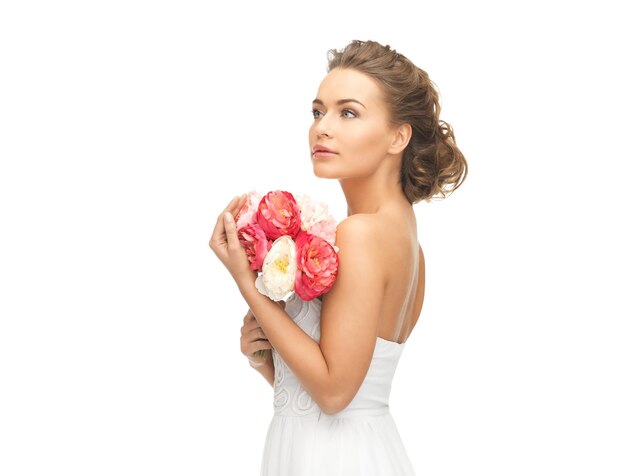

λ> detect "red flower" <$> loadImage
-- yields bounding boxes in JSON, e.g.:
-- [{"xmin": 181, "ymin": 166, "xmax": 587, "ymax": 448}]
[
  {"xmin": 294, "ymin": 231, "xmax": 339, "ymax": 301},
  {"xmin": 255, "ymin": 191, "xmax": 301, "ymax": 240},
  {"xmin": 238, "ymin": 223, "xmax": 271, "ymax": 271}
]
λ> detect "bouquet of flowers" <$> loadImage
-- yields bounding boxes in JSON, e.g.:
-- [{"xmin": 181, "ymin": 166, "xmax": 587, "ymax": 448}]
[{"xmin": 235, "ymin": 190, "xmax": 340, "ymax": 304}]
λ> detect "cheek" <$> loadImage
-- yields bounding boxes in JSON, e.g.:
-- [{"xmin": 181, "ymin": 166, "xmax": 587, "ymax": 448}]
[{"xmin": 347, "ymin": 128, "xmax": 387, "ymax": 161}]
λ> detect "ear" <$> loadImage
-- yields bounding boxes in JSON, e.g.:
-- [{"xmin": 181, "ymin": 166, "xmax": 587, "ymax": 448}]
[{"xmin": 388, "ymin": 123, "xmax": 412, "ymax": 155}]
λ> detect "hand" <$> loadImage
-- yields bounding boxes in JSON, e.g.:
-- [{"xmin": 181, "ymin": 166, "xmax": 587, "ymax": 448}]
[
  {"xmin": 209, "ymin": 195, "xmax": 258, "ymax": 288},
  {"xmin": 240, "ymin": 308, "xmax": 274, "ymax": 367}
]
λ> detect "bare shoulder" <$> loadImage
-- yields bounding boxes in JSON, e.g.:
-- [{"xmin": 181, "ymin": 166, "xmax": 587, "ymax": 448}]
[
  {"xmin": 318, "ymin": 215, "xmax": 382, "ymax": 305},
  {"xmin": 335, "ymin": 214, "xmax": 386, "ymax": 246},
  {"xmin": 335, "ymin": 213, "xmax": 402, "ymax": 283}
]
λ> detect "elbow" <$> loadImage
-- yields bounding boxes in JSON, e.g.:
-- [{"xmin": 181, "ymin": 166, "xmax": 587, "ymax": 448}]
[{"xmin": 320, "ymin": 392, "xmax": 350, "ymax": 415}]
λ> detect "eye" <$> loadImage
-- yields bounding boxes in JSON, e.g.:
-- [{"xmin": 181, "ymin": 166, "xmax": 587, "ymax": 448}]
[{"xmin": 311, "ymin": 108, "xmax": 357, "ymax": 119}]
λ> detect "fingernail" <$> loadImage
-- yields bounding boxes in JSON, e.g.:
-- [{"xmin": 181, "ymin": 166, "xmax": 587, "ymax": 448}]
[{"xmin": 224, "ymin": 212, "xmax": 233, "ymax": 223}]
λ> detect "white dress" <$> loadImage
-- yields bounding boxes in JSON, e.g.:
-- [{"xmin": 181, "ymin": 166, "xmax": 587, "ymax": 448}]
[{"xmin": 260, "ymin": 294, "xmax": 417, "ymax": 475}]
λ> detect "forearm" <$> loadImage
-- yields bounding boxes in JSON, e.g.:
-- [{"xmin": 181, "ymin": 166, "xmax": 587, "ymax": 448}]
[
  {"xmin": 250, "ymin": 359, "xmax": 275, "ymax": 387},
  {"xmin": 237, "ymin": 280, "xmax": 333, "ymax": 410}
]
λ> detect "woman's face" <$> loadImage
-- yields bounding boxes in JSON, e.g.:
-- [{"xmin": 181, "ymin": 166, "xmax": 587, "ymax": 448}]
[{"xmin": 308, "ymin": 68, "xmax": 396, "ymax": 179}]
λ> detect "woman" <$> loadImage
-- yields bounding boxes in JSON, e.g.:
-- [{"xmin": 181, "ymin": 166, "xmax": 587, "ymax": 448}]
[{"xmin": 210, "ymin": 39, "xmax": 467, "ymax": 475}]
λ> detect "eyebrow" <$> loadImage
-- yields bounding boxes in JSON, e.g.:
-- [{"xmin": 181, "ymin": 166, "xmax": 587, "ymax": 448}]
[{"xmin": 312, "ymin": 98, "xmax": 367, "ymax": 109}]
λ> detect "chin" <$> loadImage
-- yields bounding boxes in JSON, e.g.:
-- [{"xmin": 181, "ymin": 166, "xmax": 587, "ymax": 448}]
[{"xmin": 312, "ymin": 167, "xmax": 337, "ymax": 179}]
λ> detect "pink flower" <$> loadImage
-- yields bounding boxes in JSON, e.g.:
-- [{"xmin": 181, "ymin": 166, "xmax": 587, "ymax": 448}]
[
  {"xmin": 238, "ymin": 223, "xmax": 271, "ymax": 271},
  {"xmin": 235, "ymin": 190, "xmax": 263, "ymax": 230},
  {"xmin": 294, "ymin": 193, "xmax": 337, "ymax": 247},
  {"xmin": 307, "ymin": 217, "xmax": 338, "ymax": 247},
  {"xmin": 294, "ymin": 231, "xmax": 339, "ymax": 301},
  {"xmin": 256, "ymin": 191, "xmax": 301, "ymax": 240}
]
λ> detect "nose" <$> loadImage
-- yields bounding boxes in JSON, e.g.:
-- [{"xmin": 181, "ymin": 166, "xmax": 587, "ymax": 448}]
[
  {"xmin": 313, "ymin": 113, "xmax": 332, "ymax": 139},
  {"xmin": 314, "ymin": 122, "xmax": 330, "ymax": 139}
]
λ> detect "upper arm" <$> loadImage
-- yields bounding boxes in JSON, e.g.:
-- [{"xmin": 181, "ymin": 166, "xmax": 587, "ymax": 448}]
[{"xmin": 318, "ymin": 215, "xmax": 386, "ymax": 414}]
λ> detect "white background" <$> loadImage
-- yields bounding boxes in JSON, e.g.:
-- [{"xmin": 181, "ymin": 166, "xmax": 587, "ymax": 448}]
[{"xmin": 1, "ymin": 1, "xmax": 625, "ymax": 475}]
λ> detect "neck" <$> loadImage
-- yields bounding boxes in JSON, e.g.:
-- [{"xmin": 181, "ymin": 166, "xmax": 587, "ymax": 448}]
[{"xmin": 339, "ymin": 165, "xmax": 409, "ymax": 216}]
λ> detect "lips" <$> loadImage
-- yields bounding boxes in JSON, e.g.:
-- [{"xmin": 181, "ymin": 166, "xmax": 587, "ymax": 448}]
[{"xmin": 313, "ymin": 145, "xmax": 338, "ymax": 154}]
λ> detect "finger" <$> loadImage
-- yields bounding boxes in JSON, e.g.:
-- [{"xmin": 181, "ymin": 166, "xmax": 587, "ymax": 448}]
[
  {"xmin": 243, "ymin": 316, "xmax": 262, "ymax": 334},
  {"xmin": 223, "ymin": 209, "xmax": 240, "ymax": 247},
  {"xmin": 210, "ymin": 196, "xmax": 239, "ymax": 245},
  {"xmin": 210, "ymin": 194, "xmax": 246, "ymax": 245},
  {"xmin": 244, "ymin": 318, "xmax": 262, "ymax": 334},
  {"xmin": 233, "ymin": 194, "xmax": 248, "ymax": 219},
  {"xmin": 225, "ymin": 198, "xmax": 245, "ymax": 227},
  {"xmin": 255, "ymin": 339, "xmax": 273, "ymax": 351},
  {"xmin": 246, "ymin": 328, "xmax": 263, "ymax": 340},
  {"xmin": 209, "ymin": 221, "xmax": 224, "ymax": 251},
  {"xmin": 243, "ymin": 309, "xmax": 254, "ymax": 324},
  {"xmin": 222, "ymin": 195, "xmax": 239, "ymax": 214},
  {"xmin": 222, "ymin": 195, "xmax": 241, "ymax": 217}
]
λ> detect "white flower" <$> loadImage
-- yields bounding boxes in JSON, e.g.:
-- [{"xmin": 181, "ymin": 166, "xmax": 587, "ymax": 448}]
[
  {"xmin": 295, "ymin": 193, "xmax": 332, "ymax": 231},
  {"xmin": 255, "ymin": 235, "xmax": 297, "ymax": 301}
]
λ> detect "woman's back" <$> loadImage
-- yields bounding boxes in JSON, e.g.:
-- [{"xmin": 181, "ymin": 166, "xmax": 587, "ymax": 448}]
[{"xmin": 374, "ymin": 204, "xmax": 425, "ymax": 345}]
